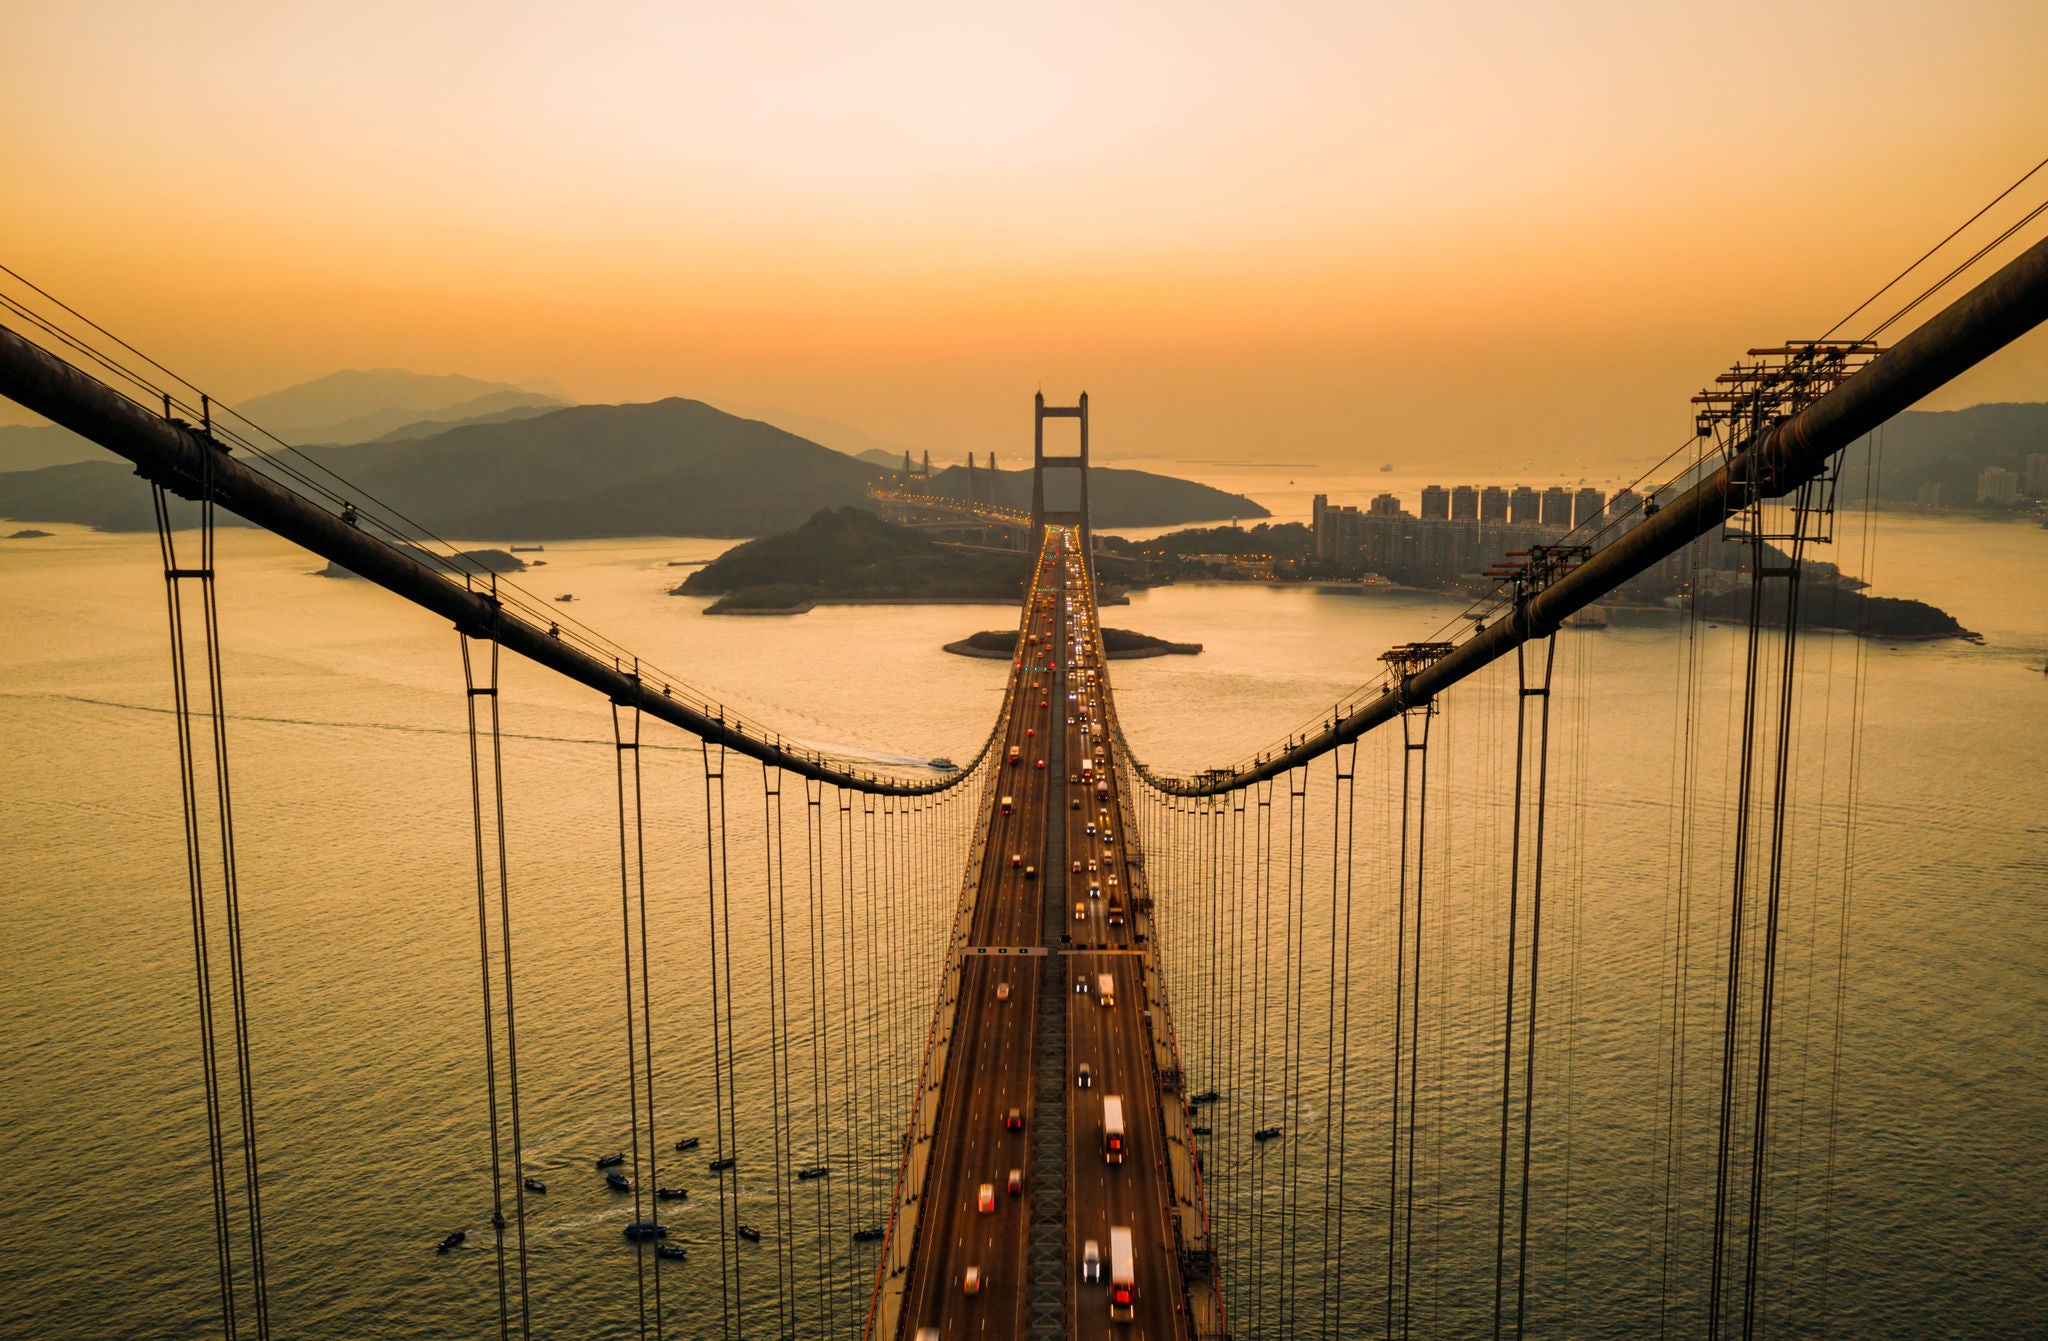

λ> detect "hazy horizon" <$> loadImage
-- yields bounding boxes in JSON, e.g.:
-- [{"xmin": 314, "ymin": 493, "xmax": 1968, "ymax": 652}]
[{"xmin": 6, "ymin": 1, "xmax": 2047, "ymax": 479}]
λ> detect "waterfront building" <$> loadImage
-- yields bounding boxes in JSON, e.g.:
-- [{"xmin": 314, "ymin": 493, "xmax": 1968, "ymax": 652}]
[
  {"xmin": 2024, "ymin": 453, "xmax": 2048, "ymax": 495},
  {"xmin": 1977, "ymin": 466, "xmax": 2020, "ymax": 506},
  {"xmin": 1421, "ymin": 485, "xmax": 1450, "ymax": 520}
]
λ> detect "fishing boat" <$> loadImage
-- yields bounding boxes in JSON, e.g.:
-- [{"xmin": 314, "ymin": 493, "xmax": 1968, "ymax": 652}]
[
  {"xmin": 606, "ymin": 1172, "xmax": 631, "ymax": 1192},
  {"xmin": 656, "ymin": 1187, "xmax": 688, "ymax": 1202},
  {"xmin": 436, "ymin": 1231, "xmax": 466, "ymax": 1253},
  {"xmin": 674, "ymin": 1136, "xmax": 700, "ymax": 1153},
  {"xmin": 797, "ymin": 1166, "xmax": 829, "ymax": 1181},
  {"xmin": 852, "ymin": 1228, "xmax": 884, "ymax": 1243},
  {"xmin": 708, "ymin": 1156, "xmax": 735, "ymax": 1173},
  {"xmin": 622, "ymin": 1221, "xmax": 668, "ymax": 1241},
  {"xmin": 656, "ymin": 1243, "xmax": 687, "ymax": 1261},
  {"xmin": 1189, "ymin": 1090, "xmax": 1220, "ymax": 1106},
  {"xmin": 1254, "ymin": 1125, "xmax": 1282, "ymax": 1142},
  {"xmin": 596, "ymin": 1153, "xmax": 626, "ymax": 1169},
  {"xmin": 523, "ymin": 1177, "xmax": 547, "ymax": 1195},
  {"xmin": 737, "ymin": 1225, "xmax": 762, "ymax": 1243}
]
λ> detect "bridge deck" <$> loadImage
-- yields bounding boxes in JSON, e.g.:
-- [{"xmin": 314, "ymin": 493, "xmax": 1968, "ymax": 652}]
[{"xmin": 882, "ymin": 531, "xmax": 1205, "ymax": 1341}]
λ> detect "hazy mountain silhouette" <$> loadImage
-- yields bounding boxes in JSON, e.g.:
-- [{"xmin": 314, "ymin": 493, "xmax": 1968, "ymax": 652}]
[
  {"xmin": 237, "ymin": 369, "xmax": 565, "ymax": 442},
  {"xmin": 0, "ymin": 397, "xmax": 1266, "ymax": 537}
]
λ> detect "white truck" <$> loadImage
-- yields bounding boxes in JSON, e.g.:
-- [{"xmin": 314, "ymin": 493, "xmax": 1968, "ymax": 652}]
[
  {"xmin": 1097, "ymin": 972, "xmax": 1115, "ymax": 1006},
  {"xmin": 1108, "ymin": 1225, "xmax": 1135, "ymax": 1321},
  {"xmin": 1101, "ymin": 1094, "xmax": 1125, "ymax": 1164}
]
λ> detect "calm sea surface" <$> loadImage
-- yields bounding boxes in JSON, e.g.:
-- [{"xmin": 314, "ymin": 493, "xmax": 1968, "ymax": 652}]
[{"xmin": 1, "ymin": 512, "xmax": 2043, "ymax": 1338}]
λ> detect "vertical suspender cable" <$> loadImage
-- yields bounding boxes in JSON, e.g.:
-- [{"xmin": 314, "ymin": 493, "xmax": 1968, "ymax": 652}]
[
  {"xmin": 762, "ymin": 765, "xmax": 796, "ymax": 1338},
  {"xmin": 1512, "ymin": 638, "xmax": 1558, "ymax": 1341},
  {"xmin": 155, "ymin": 489, "xmax": 231, "ymax": 1333},
  {"xmin": 700, "ymin": 740, "xmax": 738, "ymax": 1339},
  {"xmin": 1325, "ymin": 739, "xmax": 1360, "ymax": 1341},
  {"xmin": 462, "ymin": 628, "xmax": 532, "ymax": 1340},
  {"xmin": 612, "ymin": 701, "xmax": 653, "ymax": 1339}
]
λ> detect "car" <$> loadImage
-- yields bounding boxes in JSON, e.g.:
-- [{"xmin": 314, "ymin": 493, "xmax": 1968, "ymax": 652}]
[
  {"xmin": 1036, "ymin": 759, "xmax": 1046, "ymax": 770},
  {"xmin": 1077, "ymin": 1063, "xmax": 1093, "ymax": 1088},
  {"xmin": 1085, "ymin": 823, "xmax": 1097, "ymax": 836},
  {"xmin": 1069, "ymin": 773, "xmax": 1079, "ymax": 784},
  {"xmin": 1087, "ymin": 860, "xmax": 1098, "ymax": 873},
  {"xmin": 1006, "ymin": 1108, "xmax": 1024, "ymax": 1132},
  {"xmin": 1081, "ymin": 1239, "xmax": 1102, "ymax": 1283},
  {"xmin": 1071, "ymin": 860, "xmax": 1082, "ymax": 873},
  {"xmin": 1024, "ymin": 865, "xmax": 1037, "ymax": 879},
  {"xmin": 963, "ymin": 1266, "xmax": 982, "ymax": 1294},
  {"xmin": 1010, "ymin": 854, "xmax": 1022, "ymax": 869},
  {"xmin": 918, "ymin": 1329, "xmax": 941, "ymax": 1341},
  {"xmin": 1075, "ymin": 902, "xmax": 1087, "ymax": 921},
  {"xmin": 995, "ymin": 982, "xmax": 1011, "ymax": 1001},
  {"xmin": 978, "ymin": 1183, "xmax": 995, "ymax": 1213},
  {"xmin": 1007, "ymin": 1169, "xmax": 1023, "ymax": 1196},
  {"xmin": 1088, "ymin": 884, "xmax": 1101, "ymax": 899},
  {"xmin": 1075, "ymin": 977, "xmax": 1090, "ymax": 994},
  {"xmin": 1026, "ymin": 728, "xmax": 1035, "ymax": 737}
]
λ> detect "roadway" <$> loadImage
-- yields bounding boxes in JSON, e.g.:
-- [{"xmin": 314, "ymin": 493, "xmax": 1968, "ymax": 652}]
[
  {"xmin": 895, "ymin": 531, "xmax": 1192, "ymax": 1341},
  {"xmin": 1057, "ymin": 545, "xmax": 1189, "ymax": 1341},
  {"xmin": 897, "ymin": 541, "xmax": 1062, "ymax": 1337}
]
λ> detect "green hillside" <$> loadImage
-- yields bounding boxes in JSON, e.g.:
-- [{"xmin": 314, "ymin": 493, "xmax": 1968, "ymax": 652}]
[{"xmin": 679, "ymin": 508, "xmax": 1029, "ymax": 606}]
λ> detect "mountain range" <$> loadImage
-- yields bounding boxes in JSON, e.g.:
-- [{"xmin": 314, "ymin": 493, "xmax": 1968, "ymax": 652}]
[
  {"xmin": 0, "ymin": 396, "xmax": 1266, "ymax": 537},
  {"xmin": 0, "ymin": 368, "xmax": 567, "ymax": 472}
]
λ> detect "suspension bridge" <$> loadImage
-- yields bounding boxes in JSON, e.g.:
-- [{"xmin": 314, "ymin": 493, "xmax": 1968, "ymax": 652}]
[{"xmin": 0, "ymin": 221, "xmax": 2043, "ymax": 1341}]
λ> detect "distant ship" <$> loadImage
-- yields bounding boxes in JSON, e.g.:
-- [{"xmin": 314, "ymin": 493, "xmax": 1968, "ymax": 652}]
[
  {"xmin": 510, "ymin": 544, "xmax": 546, "ymax": 553},
  {"xmin": 1379, "ymin": 463, "xmax": 1394, "ymax": 472}
]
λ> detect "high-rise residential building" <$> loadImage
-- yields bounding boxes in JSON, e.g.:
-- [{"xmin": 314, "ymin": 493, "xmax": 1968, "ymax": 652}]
[
  {"xmin": 1420, "ymin": 485, "xmax": 1450, "ymax": 520},
  {"xmin": 1510, "ymin": 485, "xmax": 1540, "ymax": 523},
  {"xmin": 1480, "ymin": 485, "xmax": 1509, "ymax": 523},
  {"xmin": 1914, "ymin": 481, "xmax": 1944, "ymax": 508},
  {"xmin": 1451, "ymin": 485, "xmax": 1479, "ymax": 521},
  {"xmin": 1977, "ymin": 466, "xmax": 2020, "ymax": 506},
  {"xmin": 1573, "ymin": 487, "xmax": 1606, "ymax": 530},
  {"xmin": 2024, "ymin": 453, "xmax": 2048, "ymax": 495},
  {"xmin": 1608, "ymin": 488, "xmax": 1643, "ymax": 527},
  {"xmin": 1541, "ymin": 486, "xmax": 1572, "ymax": 528},
  {"xmin": 1369, "ymin": 493, "xmax": 1405, "ymax": 517}
]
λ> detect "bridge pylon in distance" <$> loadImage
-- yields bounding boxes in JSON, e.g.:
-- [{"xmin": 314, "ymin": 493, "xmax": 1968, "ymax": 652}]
[{"xmin": 1032, "ymin": 391, "xmax": 1090, "ymax": 559}]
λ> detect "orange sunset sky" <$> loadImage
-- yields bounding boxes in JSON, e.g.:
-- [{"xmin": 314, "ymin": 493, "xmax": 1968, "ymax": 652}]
[{"xmin": 5, "ymin": 0, "xmax": 2046, "ymax": 477}]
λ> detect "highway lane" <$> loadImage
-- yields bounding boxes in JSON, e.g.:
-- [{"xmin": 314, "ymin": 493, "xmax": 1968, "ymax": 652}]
[
  {"xmin": 898, "ymin": 540, "xmax": 1063, "ymax": 1338},
  {"xmin": 1059, "ymin": 548, "xmax": 1190, "ymax": 1341}
]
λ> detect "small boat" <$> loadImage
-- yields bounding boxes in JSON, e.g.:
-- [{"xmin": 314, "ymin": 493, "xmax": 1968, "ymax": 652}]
[
  {"xmin": 656, "ymin": 1243, "xmax": 688, "ymax": 1261},
  {"xmin": 737, "ymin": 1224, "xmax": 762, "ymax": 1243},
  {"xmin": 596, "ymin": 1153, "xmax": 626, "ymax": 1170},
  {"xmin": 1189, "ymin": 1090, "xmax": 1221, "ymax": 1106},
  {"xmin": 1191, "ymin": 1125, "xmax": 1212, "ymax": 1137},
  {"xmin": 622, "ymin": 1221, "xmax": 668, "ymax": 1241},
  {"xmin": 852, "ymin": 1228, "xmax": 885, "ymax": 1243},
  {"xmin": 675, "ymin": 1137, "xmax": 700, "ymax": 1153},
  {"xmin": 436, "ymin": 1230, "xmax": 466, "ymax": 1254},
  {"xmin": 656, "ymin": 1187, "xmax": 688, "ymax": 1202},
  {"xmin": 797, "ymin": 1165, "xmax": 829, "ymax": 1181},
  {"xmin": 606, "ymin": 1172, "xmax": 632, "ymax": 1192},
  {"xmin": 929, "ymin": 758, "xmax": 956, "ymax": 771},
  {"xmin": 1254, "ymin": 1125, "xmax": 1283, "ymax": 1142},
  {"xmin": 554, "ymin": 593, "xmax": 575, "ymax": 603},
  {"xmin": 509, "ymin": 545, "xmax": 546, "ymax": 553},
  {"xmin": 708, "ymin": 1156, "xmax": 736, "ymax": 1173},
  {"xmin": 523, "ymin": 1177, "xmax": 547, "ymax": 1195}
]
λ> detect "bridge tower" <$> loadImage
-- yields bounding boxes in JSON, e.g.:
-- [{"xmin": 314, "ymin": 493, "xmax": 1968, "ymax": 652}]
[{"xmin": 1032, "ymin": 391, "xmax": 1089, "ymax": 555}]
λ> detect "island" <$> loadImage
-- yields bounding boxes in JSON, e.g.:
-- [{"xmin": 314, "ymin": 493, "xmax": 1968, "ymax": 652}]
[
  {"xmin": 676, "ymin": 507, "xmax": 1030, "ymax": 613},
  {"xmin": 5, "ymin": 528, "xmax": 52, "ymax": 539},
  {"xmin": 1695, "ymin": 586, "xmax": 1979, "ymax": 642},
  {"xmin": 944, "ymin": 628, "xmax": 1202, "ymax": 660}
]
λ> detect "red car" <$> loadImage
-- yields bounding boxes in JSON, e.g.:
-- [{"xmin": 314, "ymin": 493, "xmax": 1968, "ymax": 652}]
[
  {"xmin": 1006, "ymin": 1169, "xmax": 1023, "ymax": 1196},
  {"xmin": 1036, "ymin": 759, "xmax": 1046, "ymax": 770},
  {"xmin": 1006, "ymin": 1108, "xmax": 1024, "ymax": 1132}
]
